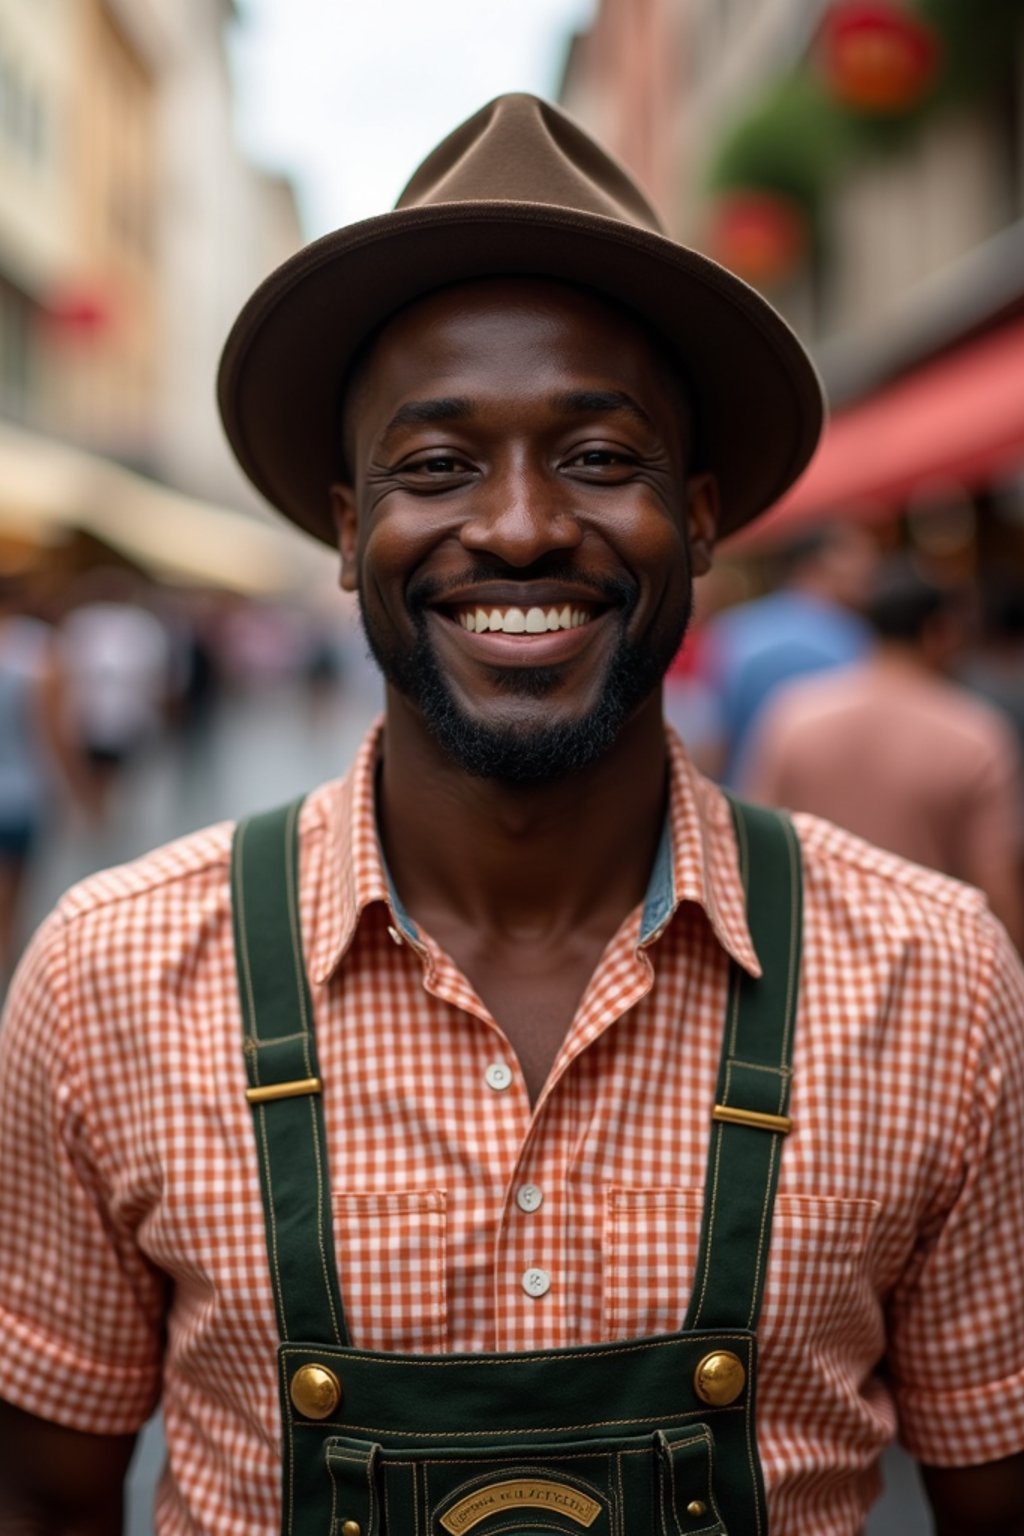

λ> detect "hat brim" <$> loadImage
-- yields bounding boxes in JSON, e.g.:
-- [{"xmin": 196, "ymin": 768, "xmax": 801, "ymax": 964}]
[{"xmin": 217, "ymin": 202, "xmax": 825, "ymax": 545}]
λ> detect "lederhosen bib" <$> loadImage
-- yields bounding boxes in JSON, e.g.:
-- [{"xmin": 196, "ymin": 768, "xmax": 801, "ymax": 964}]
[{"xmin": 231, "ymin": 796, "xmax": 802, "ymax": 1536}]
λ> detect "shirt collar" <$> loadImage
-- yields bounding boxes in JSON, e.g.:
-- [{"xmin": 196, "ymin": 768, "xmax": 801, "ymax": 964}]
[{"xmin": 310, "ymin": 719, "xmax": 761, "ymax": 986}]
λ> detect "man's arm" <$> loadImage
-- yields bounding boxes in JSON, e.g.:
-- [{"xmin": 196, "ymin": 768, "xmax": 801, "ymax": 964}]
[
  {"xmin": 0, "ymin": 1399, "xmax": 137, "ymax": 1535},
  {"xmin": 921, "ymin": 1451, "xmax": 1024, "ymax": 1535}
]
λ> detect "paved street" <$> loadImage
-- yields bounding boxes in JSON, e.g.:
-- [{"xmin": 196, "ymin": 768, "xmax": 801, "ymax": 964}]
[{"xmin": 17, "ymin": 679, "xmax": 932, "ymax": 1535}]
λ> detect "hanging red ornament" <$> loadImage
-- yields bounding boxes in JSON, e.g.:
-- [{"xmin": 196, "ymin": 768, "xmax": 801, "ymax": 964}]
[
  {"xmin": 818, "ymin": 1, "xmax": 941, "ymax": 113},
  {"xmin": 707, "ymin": 191, "xmax": 808, "ymax": 286}
]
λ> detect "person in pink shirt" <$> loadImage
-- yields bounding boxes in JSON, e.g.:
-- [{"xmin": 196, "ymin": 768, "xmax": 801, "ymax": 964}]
[{"xmin": 743, "ymin": 555, "xmax": 1024, "ymax": 948}]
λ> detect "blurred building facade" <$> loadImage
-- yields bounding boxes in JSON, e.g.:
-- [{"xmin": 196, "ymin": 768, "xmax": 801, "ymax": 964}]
[
  {"xmin": 562, "ymin": 0, "xmax": 1024, "ymax": 579},
  {"xmin": 0, "ymin": 0, "xmax": 307, "ymax": 586}
]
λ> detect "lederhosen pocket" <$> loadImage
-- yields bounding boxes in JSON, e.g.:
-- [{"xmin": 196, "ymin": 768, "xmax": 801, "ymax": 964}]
[{"xmin": 232, "ymin": 796, "xmax": 801, "ymax": 1536}]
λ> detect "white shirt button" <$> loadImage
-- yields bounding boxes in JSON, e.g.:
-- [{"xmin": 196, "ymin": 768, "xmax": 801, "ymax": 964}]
[
  {"xmin": 521, "ymin": 1267, "xmax": 551, "ymax": 1298},
  {"xmin": 516, "ymin": 1183, "xmax": 543, "ymax": 1213},
  {"xmin": 386, "ymin": 925, "xmax": 404, "ymax": 946},
  {"xmin": 485, "ymin": 1062, "xmax": 513, "ymax": 1092}
]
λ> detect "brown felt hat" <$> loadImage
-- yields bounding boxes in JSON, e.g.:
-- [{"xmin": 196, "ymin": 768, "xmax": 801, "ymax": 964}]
[{"xmin": 218, "ymin": 93, "xmax": 825, "ymax": 544}]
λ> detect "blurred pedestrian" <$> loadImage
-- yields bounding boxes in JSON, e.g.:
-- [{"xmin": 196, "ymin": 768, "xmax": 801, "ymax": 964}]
[
  {"xmin": 743, "ymin": 556, "xmax": 1024, "ymax": 947},
  {"xmin": 703, "ymin": 521, "xmax": 876, "ymax": 783},
  {"xmin": 959, "ymin": 579, "xmax": 1024, "ymax": 761},
  {"xmin": 58, "ymin": 569, "xmax": 175, "ymax": 820}
]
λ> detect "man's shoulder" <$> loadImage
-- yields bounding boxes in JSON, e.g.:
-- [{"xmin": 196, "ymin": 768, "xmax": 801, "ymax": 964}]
[
  {"xmin": 792, "ymin": 806, "xmax": 993, "ymax": 929},
  {"xmin": 54, "ymin": 777, "xmax": 348, "ymax": 931}
]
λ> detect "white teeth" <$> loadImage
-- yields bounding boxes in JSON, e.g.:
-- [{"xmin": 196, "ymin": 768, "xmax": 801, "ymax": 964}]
[{"xmin": 457, "ymin": 605, "xmax": 593, "ymax": 633}]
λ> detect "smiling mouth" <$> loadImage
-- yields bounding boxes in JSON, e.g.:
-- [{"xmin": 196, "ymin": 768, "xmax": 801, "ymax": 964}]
[{"xmin": 448, "ymin": 603, "xmax": 600, "ymax": 635}]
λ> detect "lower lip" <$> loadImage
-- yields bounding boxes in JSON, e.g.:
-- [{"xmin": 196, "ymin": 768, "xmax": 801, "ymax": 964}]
[{"xmin": 428, "ymin": 609, "xmax": 613, "ymax": 666}]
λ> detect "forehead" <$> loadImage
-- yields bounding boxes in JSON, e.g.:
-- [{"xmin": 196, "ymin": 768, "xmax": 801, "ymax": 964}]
[{"xmin": 349, "ymin": 277, "xmax": 678, "ymax": 421}]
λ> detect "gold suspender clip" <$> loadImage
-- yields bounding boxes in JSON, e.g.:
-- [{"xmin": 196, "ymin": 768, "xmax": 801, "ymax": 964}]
[
  {"xmin": 712, "ymin": 1103, "xmax": 793, "ymax": 1135},
  {"xmin": 245, "ymin": 1077, "xmax": 323, "ymax": 1105}
]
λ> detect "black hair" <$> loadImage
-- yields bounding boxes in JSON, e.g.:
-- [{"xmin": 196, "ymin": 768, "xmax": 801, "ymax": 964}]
[{"xmin": 865, "ymin": 555, "xmax": 957, "ymax": 642}]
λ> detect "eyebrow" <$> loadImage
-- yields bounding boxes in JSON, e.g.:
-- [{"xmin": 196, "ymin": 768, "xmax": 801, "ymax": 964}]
[
  {"xmin": 552, "ymin": 390, "xmax": 656, "ymax": 429},
  {"xmin": 379, "ymin": 398, "xmax": 473, "ymax": 447},
  {"xmin": 377, "ymin": 388, "xmax": 655, "ymax": 448}
]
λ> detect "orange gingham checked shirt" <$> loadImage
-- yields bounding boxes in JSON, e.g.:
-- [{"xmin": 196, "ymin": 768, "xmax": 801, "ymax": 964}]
[{"xmin": 2, "ymin": 723, "xmax": 1023, "ymax": 1535}]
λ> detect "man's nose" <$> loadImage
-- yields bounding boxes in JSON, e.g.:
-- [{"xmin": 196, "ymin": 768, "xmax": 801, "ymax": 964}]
[{"xmin": 458, "ymin": 466, "xmax": 583, "ymax": 566}]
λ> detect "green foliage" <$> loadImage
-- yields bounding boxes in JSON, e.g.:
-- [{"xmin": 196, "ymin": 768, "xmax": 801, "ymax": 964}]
[
  {"xmin": 706, "ymin": 74, "xmax": 851, "ymax": 224},
  {"xmin": 704, "ymin": 0, "xmax": 1024, "ymax": 244}
]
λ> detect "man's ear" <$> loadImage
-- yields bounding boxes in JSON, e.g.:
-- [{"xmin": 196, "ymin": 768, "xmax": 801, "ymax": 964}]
[
  {"xmin": 685, "ymin": 473, "xmax": 719, "ymax": 577},
  {"xmin": 331, "ymin": 484, "xmax": 359, "ymax": 592}
]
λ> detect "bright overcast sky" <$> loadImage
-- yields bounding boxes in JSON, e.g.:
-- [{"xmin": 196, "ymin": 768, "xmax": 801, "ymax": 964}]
[{"xmin": 230, "ymin": 0, "xmax": 597, "ymax": 238}]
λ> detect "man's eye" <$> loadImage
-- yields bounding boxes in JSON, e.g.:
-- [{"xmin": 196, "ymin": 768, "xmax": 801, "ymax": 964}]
[
  {"xmin": 569, "ymin": 449, "xmax": 630, "ymax": 468},
  {"xmin": 407, "ymin": 455, "xmax": 466, "ymax": 475}
]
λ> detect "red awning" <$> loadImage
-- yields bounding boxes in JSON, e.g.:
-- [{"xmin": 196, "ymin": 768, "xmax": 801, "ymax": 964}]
[{"xmin": 743, "ymin": 311, "xmax": 1024, "ymax": 544}]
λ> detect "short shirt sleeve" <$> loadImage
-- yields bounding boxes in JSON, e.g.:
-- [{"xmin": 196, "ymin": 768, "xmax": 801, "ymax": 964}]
[
  {"xmin": 885, "ymin": 918, "xmax": 1024, "ymax": 1466},
  {"xmin": 0, "ymin": 912, "xmax": 165, "ymax": 1433}
]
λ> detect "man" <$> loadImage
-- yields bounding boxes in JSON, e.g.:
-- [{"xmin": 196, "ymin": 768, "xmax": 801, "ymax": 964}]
[
  {"xmin": 1, "ymin": 95, "xmax": 1022, "ymax": 1536},
  {"xmin": 703, "ymin": 522, "xmax": 877, "ymax": 785},
  {"xmin": 742, "ymin": 556, "xmax": 1024, "ymax": 948}
]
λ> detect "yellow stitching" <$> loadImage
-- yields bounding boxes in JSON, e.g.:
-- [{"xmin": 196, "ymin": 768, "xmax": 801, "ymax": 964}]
[
  {"xmin": 257, "ymin": 1108, "xmax": 287, "ymax": 1337},
  {"xmin": 283, "ymin": 800, "xmax": 344, "ymax": 1345},
  {"xmin": 743, "ymin": 1338, "xmax": 762, "ymax": 1536},
  {"xmin": 327, "ymin": 1442, "xmax": 339, "ymax": 1534},
  {"xmin": 367, "ymin": 1445, "xmax": 377, "ymax": 1536},
  {"xmin": 233, "ymin": 823, "xmax": 260, "ymax": 1070},
  {"xmin": 284, "ymin": 800, "xmax": 313, "ymax": 1075},
  {"xmin": 615, "ymin": 1451, "xmax": 624, "ymax": 1536},
  {"xmin": 729, "ymin": 811, "xmax": 751, "ymax": 1058},
  {"xmin": 747, "ymin": 1132, "xmax": 780, "ymax": 1330},
  {"xmin": 305, "ymin": 1406, "xmax": 740, "ymax": 1440},
  {"xmin": 279, "ymin": 1335, "xmax": 743, "ymax": 1370},
  {"xmin": 727, "ymin": 1059, "xmax": 790, "ymax": 1077},
  {"xmin": 306, "ymin": 1094, "xmax": 343, "ymax": 1343},
  {"xmin": 691, "ymin": 1118, "xmax": 724, "ymax": 1329},
  {"xmin": 252, "ymin": 1030, "xmax": 319, "ymax": 1048}
]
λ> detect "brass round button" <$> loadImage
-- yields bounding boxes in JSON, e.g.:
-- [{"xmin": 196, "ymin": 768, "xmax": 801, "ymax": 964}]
[
  {"xmin": 686, "ymin": 1501, "xmax": 708, "ymax": 1518},
  {"xmin": 341, "ymin": 1523, "xmax": 362, "ymax": 1536},
  {"xmin": 289, "ymin": 1362, "xmax": 342, "ymax": 1420},
  {"xmin": 693, "ymin": 1350, "xmax": 746, "ymax": 1407}
]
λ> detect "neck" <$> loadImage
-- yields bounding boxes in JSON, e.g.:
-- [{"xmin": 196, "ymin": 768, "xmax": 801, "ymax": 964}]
[{"xmin": 376, "ymin": 688, "xmax": 670, "ymax": 941}]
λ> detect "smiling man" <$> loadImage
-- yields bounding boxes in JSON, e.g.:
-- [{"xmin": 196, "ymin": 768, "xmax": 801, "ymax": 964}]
[{"xmin": 1, "ymin": 95, "xmax": 1023, "ymax": 1536}]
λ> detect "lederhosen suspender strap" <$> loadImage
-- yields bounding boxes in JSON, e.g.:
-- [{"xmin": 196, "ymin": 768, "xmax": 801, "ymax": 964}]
[
  {"xmin": 685, "ymin": 797, "xmax": 802, "ymax": 1333},
  {"xmin": 232, "ymin": 801, "xmax": 349, "ymax": 1347}
]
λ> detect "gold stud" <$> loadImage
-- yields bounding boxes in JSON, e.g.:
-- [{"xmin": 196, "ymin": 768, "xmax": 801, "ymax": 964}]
[
  {"xmin": 686, "ymin": 1500, "xmax": 708, "ymax": 1517},
  {"xmin": 693, "ymin": 1350, "xmax": 746, "ymax": 1407},
  {"xmin": 289, "ymin": 1362, "xmax": 342, "ymax": 1420},
  {"xmin": 341, "ymin": 1523, "xmax": 362, "ymax": 1536}
]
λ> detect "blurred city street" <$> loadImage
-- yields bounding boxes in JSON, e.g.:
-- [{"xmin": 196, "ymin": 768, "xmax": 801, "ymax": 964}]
[{"xmin": 2, "ymin": 0, "xmax": 1024, "ymax": 1531}]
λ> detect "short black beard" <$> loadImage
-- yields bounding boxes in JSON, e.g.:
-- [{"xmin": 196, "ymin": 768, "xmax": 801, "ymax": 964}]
[{"xmin": 361, "ymin": 567, "xmax": 692, "ymax": 785}]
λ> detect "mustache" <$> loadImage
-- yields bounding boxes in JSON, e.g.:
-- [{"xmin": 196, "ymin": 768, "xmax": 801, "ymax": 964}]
[{"xmin": 406, "ymin": 560, "xmax": 638, "ymax": 614}]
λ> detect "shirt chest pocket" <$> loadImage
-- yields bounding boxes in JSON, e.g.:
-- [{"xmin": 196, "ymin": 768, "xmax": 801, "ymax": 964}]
[
  {"xmin": 332, "ymin": 1189, "xmax": 448, "ymax": 1352},
  {"xmin": 604, "ymin": 1186, "xmax": 879, "ymax": 1342}
]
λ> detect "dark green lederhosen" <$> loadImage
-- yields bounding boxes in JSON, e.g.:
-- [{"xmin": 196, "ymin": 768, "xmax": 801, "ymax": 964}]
[{"xmin": 231, "ymin": 797, "xmax": 802, "ymax": 1536}]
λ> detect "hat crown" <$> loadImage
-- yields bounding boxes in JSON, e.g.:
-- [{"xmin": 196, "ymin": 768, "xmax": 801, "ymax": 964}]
[{"xmin": 395, "ymin": 93, "xmax": 668, "ymax": 236}]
